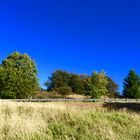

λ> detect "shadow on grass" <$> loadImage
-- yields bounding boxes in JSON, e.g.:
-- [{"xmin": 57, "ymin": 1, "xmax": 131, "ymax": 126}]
[{"xmin": 103, "ymin": 102, "xmax": 140, "ymax": 112}]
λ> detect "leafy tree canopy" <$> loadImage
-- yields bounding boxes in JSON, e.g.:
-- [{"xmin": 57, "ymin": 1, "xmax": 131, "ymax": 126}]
[
  {"xmin": 106, "ymin": 77, "xmax": 119, "ymax": 97},
  {"xmin": 0, "ymin": 52, "xmax": 39, "ymax": 99},
  {"xmin": 46, "ymin": 70, "xmax": 71, "ymax": 91},
  {"xmin": 86, "ymin": 71, "xmax": 108, "ymax": 98},
  {"xmin": 45, "ymin": 70, "xmax": 88, "ymax": 95}
]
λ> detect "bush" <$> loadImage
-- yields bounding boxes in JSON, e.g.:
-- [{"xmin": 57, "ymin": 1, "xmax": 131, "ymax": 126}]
[
  {"xmin": 55, "ymin": 86, "xmax": 72, "ymax": 95},
  {"xmin": 33, "ymin": 91, "xmax": 49, "ymax": 99},
  {"xmin": 0, "ymin": 91, "xmax": 17, "ymax": 99}
]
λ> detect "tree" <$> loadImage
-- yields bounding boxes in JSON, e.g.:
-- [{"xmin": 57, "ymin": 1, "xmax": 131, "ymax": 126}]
[
  {"xmin": 46, "ymin": 70, "xmax": 71, "ymax": 91},
  {"xmin": 69, "ymin": 74, "xmax": 88, "ymax": 95},
  {"xmin": 86, "ymin": 71, "xmax": 108, "ymax": 98},
  {"xmin": 123, "ymin": 70, "xmax": 140, "ymax": 99},
  {"xmin": 0, "ymin": 52, "xmax": 39, "ymax": 99},
  {"xmin": 45, "ymin": 70, "xmax": 88, "ymax": 95},
  {"xmin": 106, "ymin": 77, "xmax": 119, "ymax": 97}
]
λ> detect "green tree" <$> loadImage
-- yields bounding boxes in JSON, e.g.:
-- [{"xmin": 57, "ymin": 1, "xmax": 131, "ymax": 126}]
[
  {"xmin": 46, "ymin": 70, "xmax": 71, "ymax": 91},
  {"xmin": 86, "ymin": 71, "xmax": 108, "ymax": 98},
  {"xmin": 45, "ymin": 70, "xmax": 88, "ymax": 95},
  {"xmin": 69, "ymin": 74, "xmax": 88, "ymax": 95},
  {"xmin": 0, "ymin": 52, "xmax": 39, "ymax": 99},
  {"xmin": 123, "ymin": 70, "xmax": 140, "ymax": 99},
  {"xmin": 106, "ymin": 77, "xmax": 119, "ymax": 97}
]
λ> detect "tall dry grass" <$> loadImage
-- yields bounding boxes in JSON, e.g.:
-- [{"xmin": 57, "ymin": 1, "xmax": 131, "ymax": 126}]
[{"xmin": 0, "ymin": 101, "xmax": 139, "ymax": 140}]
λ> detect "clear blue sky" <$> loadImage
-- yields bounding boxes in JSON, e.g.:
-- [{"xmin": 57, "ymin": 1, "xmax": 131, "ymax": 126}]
[{"xmin": 0, "ymin": 0, "xmax": 140, "ymax": 91}]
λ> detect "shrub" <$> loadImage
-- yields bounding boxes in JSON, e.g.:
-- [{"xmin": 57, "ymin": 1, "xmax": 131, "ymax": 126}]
[
  {"xmin": 55, "ymin": 86, "xmax": 72, "ymax": 95},
  {"xmin": 0, "ymin": 91, "xmax": 17, "ymax": 99}
]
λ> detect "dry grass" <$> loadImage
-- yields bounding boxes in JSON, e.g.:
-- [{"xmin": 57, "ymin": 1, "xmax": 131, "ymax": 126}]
[
  {"xmin": 66, "ymin": 94, "xmax": 90, "ymax": 99},
  {"xmin": 0, "ymin": 101, "xmax": 139, "ymax": 140}
]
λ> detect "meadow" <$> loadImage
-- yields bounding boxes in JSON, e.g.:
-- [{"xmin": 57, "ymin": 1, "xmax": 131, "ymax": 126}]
[{"xmin": 0, "ymin": 101, "xmax": 140, "ymax": 140}]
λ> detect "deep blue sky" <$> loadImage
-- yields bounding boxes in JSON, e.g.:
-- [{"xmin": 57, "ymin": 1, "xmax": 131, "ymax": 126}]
[{"xmin": 0, "ymin": 0, "xmax": 140, "ymax": 91}]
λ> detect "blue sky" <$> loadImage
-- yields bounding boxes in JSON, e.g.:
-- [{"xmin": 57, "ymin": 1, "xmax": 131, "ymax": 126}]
[{"xmin": 0, "ymin": 0, "xmax": 140, "ymax": 91}]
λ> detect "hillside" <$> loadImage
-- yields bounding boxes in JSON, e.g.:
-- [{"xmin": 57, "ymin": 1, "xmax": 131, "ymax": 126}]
[{"xmin": 0, "ymin": 101, "xmax": 139, "ymax": 140}]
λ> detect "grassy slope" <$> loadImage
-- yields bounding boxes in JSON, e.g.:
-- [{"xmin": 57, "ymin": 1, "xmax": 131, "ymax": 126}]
[{"xmin": 0, "ymin": 102, "xmax": 139, "ymax": 140}]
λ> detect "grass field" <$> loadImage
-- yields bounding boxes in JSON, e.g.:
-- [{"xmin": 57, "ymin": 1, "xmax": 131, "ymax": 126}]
[{"xmin": 0, "ymin": 101, "xmax": 140, "ymax": 140}]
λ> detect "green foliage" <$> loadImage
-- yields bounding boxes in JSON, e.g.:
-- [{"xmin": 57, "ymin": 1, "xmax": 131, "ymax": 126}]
[
  {"xmin": 0, "ymin": 52, "xmax": 39, "ymax": 99},
  {"xmin": 106, "ymin": 77, "xmax": 119, "ymax": 97},
  {"xmin": 46, "ymin": 70, "xmax": 119, "ymax": 98},
  {"xmin": 46, "ymin": 70, "xmax": 71, "ymax": 91},
  {"xmin": 69, "ymin": 74, "xmax": 88, "ymax": 95},
  {"xmin": 55, "ymin": 86, "xmax": 72, "ymax": 95},
  {"xmin": 123, "ymin": 70, "xmax": 140, "ymax": 99},
  {"xmin": 86, "ymin": 71, "xmax": 108, "ymax": 98},
  {"xmin": 46, "ymin": 70, "xmax": 88, "ymax": 95},
  {"xmin": 0, "ymin": 91, "xmax": 17, "ymax": 99}
]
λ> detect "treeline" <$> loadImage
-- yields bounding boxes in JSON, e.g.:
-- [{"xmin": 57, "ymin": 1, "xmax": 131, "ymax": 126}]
[
  {"xmin": 45, "ymin": 70, "xmax": 119, "ymax": 98},
  {"xmin": 0, "ymin": 52, "xmax": 139, "ymax": 99}
]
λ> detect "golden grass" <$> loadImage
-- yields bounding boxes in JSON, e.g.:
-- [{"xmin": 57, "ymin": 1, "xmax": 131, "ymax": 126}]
[{"xmin": 0, "ymin": 101, "xmax": 139, "ymax": 140}]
